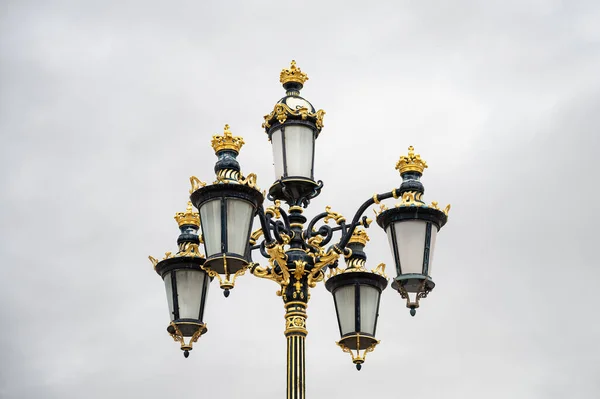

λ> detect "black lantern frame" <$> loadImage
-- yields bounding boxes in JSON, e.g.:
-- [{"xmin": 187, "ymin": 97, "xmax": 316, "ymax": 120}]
[
  {"xmin": 191, "ymin": 183, "xmax": 264, "ymax": 275},
  {"xmin": 155, "ymin": 256, "xmax": 211, "ymax": 357}
]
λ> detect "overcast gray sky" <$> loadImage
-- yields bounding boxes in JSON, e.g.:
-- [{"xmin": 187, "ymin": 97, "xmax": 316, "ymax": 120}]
[{"xmin": 1, "ymin": 1, "xmax": 599, "ymax": 398}]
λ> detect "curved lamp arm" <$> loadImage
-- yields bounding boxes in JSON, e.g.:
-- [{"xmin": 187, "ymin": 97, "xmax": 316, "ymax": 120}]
[{"xmin": 336, "ymin": 188, "xmax": 400, "ymax": 251}]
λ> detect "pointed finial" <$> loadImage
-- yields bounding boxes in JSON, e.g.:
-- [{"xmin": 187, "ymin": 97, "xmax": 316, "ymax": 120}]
[
  {"xmin": 174, "ymin": 201, "xmax": 200, "ymax": 227},
  {"xmin": 395, "ymin": 146, "xmax": 428, "ymax": 175},
  {"xmin": 211, "ymin": 124, "xmax": 245, "ymax": 154},
  {"xmin": 280, "ymin": 60, "xmax": 309, "ymax": 86}
]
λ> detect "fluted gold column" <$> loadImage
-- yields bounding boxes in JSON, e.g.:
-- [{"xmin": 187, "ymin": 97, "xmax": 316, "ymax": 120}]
[{"xmin": 285, "ymin": 301, "xmax": 307, "ymax": 399}]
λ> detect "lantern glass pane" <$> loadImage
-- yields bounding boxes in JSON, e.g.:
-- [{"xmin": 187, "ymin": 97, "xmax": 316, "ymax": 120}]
[
  {"xmin": 426, "ymin": 226, "xmax": 438, "ymax": 276},
  {"xmin": 359, "ymin": 285, "xmax": 379, "ymax": 335},
  {"xmin": 271, "ymin": 129, "xmax": 285, "ymax": 180},
  {"xmin": 200, "ymin": 199, "xmax": 222, "ymax": 257},
  {"xmin": 164, "ymin": 273, "xmax": 174, "ymax": 321},
  {"xmin": 334, "ymin": 285, "xmax": 356, "ymax": 335},
  {"xmin": 387, "ymin": 220, "xmax": 427, "ymax": 275},
  {"xmin": 175, "ymin": 269, "xmax": 207, "ymax": 319},
  {"xmin": 226, "ymin": 199, "xmax": 254, "ymax": 256},
  {"xmin": 283, "ymin": 125, "xmax": 314, "ymax": 178}
]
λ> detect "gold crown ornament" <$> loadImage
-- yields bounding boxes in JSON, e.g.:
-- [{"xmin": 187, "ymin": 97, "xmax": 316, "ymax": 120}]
[
  {"xmin": 211, "ymin": 124, "xmax": 245, "ymax": 154},
  {"xmin": 395, "ymin": 146, "xmax": 428, "ymax": 175},
  {"xmin": 348, "ymin": 228, "xmax": 370, "ymax": 246},
  {"xmin": 280, "ymin": 60, "xmax": 309, "ymax": 85},
  {"xmin": 174, "ymin": 201, "xmax": 200, "ymax": 227}
]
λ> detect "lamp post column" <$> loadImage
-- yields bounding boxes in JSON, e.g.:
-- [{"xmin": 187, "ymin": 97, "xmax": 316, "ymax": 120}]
[
  {"xmin": 282, "ymin": 205, "xmax": 312, "ymax": 399},
  {"xmin": 284, "ymin": 299, "xmax": 307, "ymax": 399}
]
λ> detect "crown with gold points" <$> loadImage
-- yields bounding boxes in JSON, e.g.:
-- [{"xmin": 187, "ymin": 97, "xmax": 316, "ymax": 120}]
[
  {"xmin": 280, "ymin": 60, "xmax": 309, "ymax": 85},
  {"xmin": 211, "ymin": 124, "xmax": 245, "ymax": 154},
  {"xmin": 395, "ymin": 146, "xmax": 428, "ymax": 175},
  {"xmin": 348, "ymin": 228, "xmax": 370, "ymax": 246},
  {"xmin": 174, "ymin": 201, "xmax": 200, "ymax": 227}
]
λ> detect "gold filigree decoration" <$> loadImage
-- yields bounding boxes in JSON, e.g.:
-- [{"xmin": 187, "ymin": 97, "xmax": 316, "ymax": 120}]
[
  {"xmin": 280, "ymin": 60, "xmax": 309, "ymax": 85},
  {"xmin": 285, "ymin": 315, "xmax": 307, "ymax": 335},
  {"xmin": 308, "ymin": 247, "xmax": 342, "ymax": 288},
  {"xmin": 429, "ymin": 201, "xmax": 451, "ymax": 216},
  {"xmin": 306, "ymin": 234, "xmax": 326, "ymax": 257},
  {"xmin": 262, "ymin": 103, "xmax": 326, "ymax": 130},
  {"xmin": 168, "ymin": 322, "xmax": 206, "ymax": 352},
  {"xmin": 202, "ymin": 256, "xmax": 248, "ymax": 291},
  {"xmin": 265, "ymin": 200, "xmax": 282, "ymax": 219},
  {"xmin": 444, "ymin": 204, "xmax": 451, "ymax": 216},
  {"xmin": 395, "ymin": 191, "xmax": 425, "ymax": 208},
  {"xmin": 396, "ymin": 146, "xmax": 428, "ymax": 175},
  {"xmin": 211, "ymin": 124, "xmax": 245, "ymax": 154},
  {"xmin": 372, "ymin": 263, "xmax": 387, "ymax": 278},
  {"xmin": 148, "ymin": 256, "xmax": 159, "ymax": 268},
  {"xmin": 238, "ymin": 173, "xmax": 260, "ymax": 190},
  {"xmin": 174, "ymin": 201, "xmax": 200, "ymax": 227},
  {"xmin": 215, "ymin": 168, "xmax": 240, "ymax": 183},
  {"xmin": 337, "ymin": 337, "xmax": 379, "ymax": 365},
  {"xmin": 249, "ymin": 228, "xmax": 263, "ymax": 246},
  {"xmin": 373, "ymin": 203, "xmax": 389, "ymax": 217},
  {"xmin": 252, "ymin": 234, "xmax": 292, "ymax": 294},
  {"xmin": 324, "ymin": 206, "xmax": 346, "ymax": 225},
  {"xmin": 189, "ymin": 176, "xmax": 207, "ymax": 194},
  {"xmin": 178, "ymin": 242, "xmax": 205, "ymax": 258}
]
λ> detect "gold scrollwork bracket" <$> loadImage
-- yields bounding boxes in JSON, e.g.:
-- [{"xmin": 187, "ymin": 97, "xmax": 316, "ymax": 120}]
[
  {"xmin": 337, "ymin": 337, "xmax": 379, "ymax": 365},
  {"xmin": 202, "ymin": 256, "xmax": 248, "ymax": 291},
  {"xmin": 168, "ymin": 322, "xmax": 206, "ymax": 352},
  {"xmin": 265, "ymin": 200, "xmax": 282, "ymax": 219},
  {"xmin": 307, "ymin": 246, "xmax": 342, "ymax": 288},
  {"xmin": 324, "ymin": 206, "xmax": 346, "ymax": 225}
]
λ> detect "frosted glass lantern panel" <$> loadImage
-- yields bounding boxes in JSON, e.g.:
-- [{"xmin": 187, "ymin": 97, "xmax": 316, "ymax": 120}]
[
  {"xmin": 335, "ymin": 286, "xmax": 356, "ymax": 336},
  {"xmin": 283, "ymin": 125, "xmax": 314, "ymax": 178},
  {"xmin": 200, "ymin": 200, "xmax": 222, "ymax": 257},
  {"xmin": 426, "ymin": 226, "xmax": 438, "ymax": 276},
  {"xmin": 271, "ymin": 129, "xmax": 285, "ymax": 180},
  {"xmin": 386, "ymin": 220, "xmax": 427, "ymax": 275},
  {"xmin": 175, "ymin": 269, "xmax": 207, "ymax": 319},
  {"xmin": 226, "ymin": 199, "xmax": 254, "ymax": 255},
  {"xmin": 359, "ymin": 285, "xmax": 379, "ymax": 335},
  {"xmin": 164, "ymin": 273, "xmax": 175, "ymax": 321}
]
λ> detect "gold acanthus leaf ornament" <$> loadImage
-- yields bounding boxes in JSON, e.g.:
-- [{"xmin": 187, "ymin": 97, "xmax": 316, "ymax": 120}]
[
  {"xmin": 324, "ymin": 206, "xmax": 346, "ymax": 225},
  {"xmin": 237, "ymin": 173, "xmax": 260, "ymax": 190},
  {"xmin": 189, "ymin": 176, "xmax": 207, "ymax": 194},
  {"xmin": 262, "ymin": 103, "xmax": 326, "ymax": 131},
  {"xmin": 396, "ymin": 146, "xmax": 428, "ymax": 175}
]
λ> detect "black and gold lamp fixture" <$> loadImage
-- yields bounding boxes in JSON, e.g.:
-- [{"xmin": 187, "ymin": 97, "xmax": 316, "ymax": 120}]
[
  {"xmin": 325, "ymin": 228, "xmax": 388, "ymax": 370},
  {"xmin": 189, "ymin": 124, "xmax": 264, "ymax": 297},
  {"xmin": 149, "ymin": 202, "xmax": 211, "ymax": 358},
  {"xmin": 376, "ymin": 146, "xmax": 450, "ymax": 316},
  {"xmin": 150, "ymin": 61, "xmax": 451, "ymax": 397}
]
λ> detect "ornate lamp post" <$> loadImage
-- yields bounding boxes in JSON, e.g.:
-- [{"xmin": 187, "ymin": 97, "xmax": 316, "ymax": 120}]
[{"xmin": 150, "ymin": 61, "xmax": 451, "ymax": 397}]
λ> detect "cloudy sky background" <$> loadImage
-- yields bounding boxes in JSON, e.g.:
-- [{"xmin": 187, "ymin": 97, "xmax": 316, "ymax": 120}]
[{"xmin": 1, "ymin": 0, "xmax": 599, "ymax": 398}]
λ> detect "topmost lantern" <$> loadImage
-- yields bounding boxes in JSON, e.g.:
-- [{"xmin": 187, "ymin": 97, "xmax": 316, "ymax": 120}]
[{"xmin": 262, "ymin": 60, "xmax": 326, "ymax": 205}]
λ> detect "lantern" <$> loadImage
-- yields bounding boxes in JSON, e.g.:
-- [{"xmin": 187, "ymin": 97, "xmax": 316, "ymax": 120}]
[
  {"xmin": 151, "ymin": 202, "xmax": 211, "ymax": 357},
  {"xmin": 190, "ymin": 125, "xmax": 263, "ymax": 295},
  {"xmin": 376, "ymin": 146, "xmax": 450, "ymax": 315},
  {"xmin": 325, "ymin": 229, "xmax": 387, "ymax": 370},
  {"xmin": 262, "ymin": 61, "xmax": 325, "ymax": 205}
]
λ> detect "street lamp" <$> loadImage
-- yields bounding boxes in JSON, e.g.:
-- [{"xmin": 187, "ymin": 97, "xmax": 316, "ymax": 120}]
[{"xmin": 149, "ymin": 61, "xmax": 451, "ymax": 397}]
